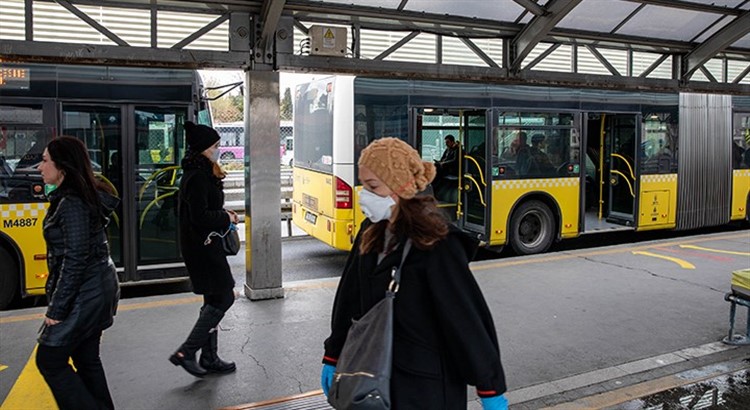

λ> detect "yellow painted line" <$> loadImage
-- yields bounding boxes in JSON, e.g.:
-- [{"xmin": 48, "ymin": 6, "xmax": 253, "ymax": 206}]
[
  {"xmin": 679, "ymin": 244, "xmax": 750, "ymax": 256},
  {"xmin": 542, "ymin": 362, "xmax": 750, "ymax": 409},
  {"xmin": 0, "ymin": 364, "xmax": 7, "ymax": 372},
  {"xmin": 632, "ymin": 251, "xmax": 695, "ymax": 269},
  {"xmin": 0, "ymin": 345, "xmax": 56, "ymax": 410},
  {"xmin": 473, "ymin": 231, "xmax": 747, "ymax": 272}
]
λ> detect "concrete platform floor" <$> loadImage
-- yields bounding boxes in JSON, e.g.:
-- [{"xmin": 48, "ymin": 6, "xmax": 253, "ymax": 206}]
[{"xmin": 1, "ymin": 229, "xmax": 749, "ymax": 409}]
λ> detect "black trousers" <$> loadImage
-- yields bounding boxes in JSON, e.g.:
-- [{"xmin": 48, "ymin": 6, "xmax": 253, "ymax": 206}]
[
  {"xmin": 203, "ymin": 288, "xmax": 235, "ymax": 313},
  {"xmin": 36, "ymin": 331, "xmax": 114, "ymax": 410}
]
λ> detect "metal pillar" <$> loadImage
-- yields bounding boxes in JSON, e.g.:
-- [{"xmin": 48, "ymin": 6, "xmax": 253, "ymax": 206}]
[{"xmin": 244, "ymin": 70, "xmax": 284, "ymax": 300}]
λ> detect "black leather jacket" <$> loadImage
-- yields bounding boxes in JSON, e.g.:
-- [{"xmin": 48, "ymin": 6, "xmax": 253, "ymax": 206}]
[{"xmin": 38, "ymin": 188, "xmax": 120, "ymax": 347}]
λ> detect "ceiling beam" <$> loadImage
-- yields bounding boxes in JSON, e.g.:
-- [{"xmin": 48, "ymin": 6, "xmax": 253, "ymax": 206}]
[
  {"xmin": 622, "ymin": 0, "xmax": 745, "ymax": 16},
  {"xmin": 55, "ymin": 0, "xmax": 129, "ymax": 46},
  {"xmin": 257, "ymin": 0, "xmax": 287, "ymax": 58},
  {"xmin": 683, "ymin": 11, "xmax": 750, "ymax": 79},
  {"xmin": 510, "ymin": 0, "xmax": 583, "ymax": 71},
  {"xmin": 512, "ymin": 0, "xmax": 547, "ymax": 16}
]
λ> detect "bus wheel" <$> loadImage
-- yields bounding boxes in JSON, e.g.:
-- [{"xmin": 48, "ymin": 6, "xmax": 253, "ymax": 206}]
[
  {"xmin": 0, "ymin": 248, "xmax": 19, "ymax": 310},
  {"xmin": 509, "ymin": 200, "xmax": 554, "ymax": 255}
]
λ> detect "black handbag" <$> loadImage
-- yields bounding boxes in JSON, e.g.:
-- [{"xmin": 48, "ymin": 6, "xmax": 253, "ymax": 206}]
[
  {"xmin": 204, "ymin": 223, "xmax": 241, "ymax": 256},
  {"xmin": 328, "ymin": 240, "xmax": 412, "ymax": 410}
]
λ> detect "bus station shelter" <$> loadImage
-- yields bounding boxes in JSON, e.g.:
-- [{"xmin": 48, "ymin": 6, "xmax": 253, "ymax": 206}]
[{"xmin": 1, "ymin": 0, "xmax": 749, "ymax": 299}]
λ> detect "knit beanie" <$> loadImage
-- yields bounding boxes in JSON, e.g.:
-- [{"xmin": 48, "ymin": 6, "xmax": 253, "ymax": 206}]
[
  {"xmin": 184, "ymin": 121, "xmax": 220, "ymax": 153},
  {"xmin": 358, "ymin": 137, "xmax": 436, "ymax": 199}
]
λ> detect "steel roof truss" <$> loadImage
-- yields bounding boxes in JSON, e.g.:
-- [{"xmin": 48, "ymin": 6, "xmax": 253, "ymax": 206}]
[
  {"xmin": 459, "ymin": 37, "xmax": 500, "ymax": 68},
  {"xmin": 733, "ymin": 63, "xmax": 750, "ymax": 84},
  {"xmin": 683, "ymin": 12, "xmax": 750, "ymax": 80},
  {"xmin": 585, "ymin": 45, "xmax": 621, "ymax": 76},
  {"xmin": 172, "ymin": 13, "xmax": 230, "ymax": 49},
  {"xmin": 638, "ymin": 53, "xmax": 670, "ymax": 78},
  {"xmin": 623, "ymin": 0, "xmax": 745, "ymax": 16},
  {"xmin": 699, "ymin": 65, "xmax": 718, "ymax": 83},
  {"xmin": 511, "ymin": 0, "xmax": 583, "ymax": 72},
  {"xmin": 374, "ymin": 31, "xmax": 420, "ymax": 60},
  {"xmin": 55, "ymin": 0, "xmax": 130, "ymax": 46},
  {"xmin": 512, "ymin": 0, "xmax": 547, "ymax": 17},
  {"xmin": 257, "ymin": 0, "xmax": 287, "ymax": 61},
  {"xmin": 523, "ymin": 43, "xmax": 561, "ymax": 71}
]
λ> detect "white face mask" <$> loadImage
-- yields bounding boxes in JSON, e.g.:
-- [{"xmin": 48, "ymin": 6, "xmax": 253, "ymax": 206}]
[
  {"xmin": 209, "ymin": 148, "xmax": 220, "ymax": 163},
  {"xmin": 358, "ymin": 188, "xmax": 396, "ymax": 223}
]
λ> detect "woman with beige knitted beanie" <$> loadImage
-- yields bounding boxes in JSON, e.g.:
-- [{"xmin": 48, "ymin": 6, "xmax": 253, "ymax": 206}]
[{"xmin": 321, "ymin": 137, "xmax": 508, "ymax": 409}]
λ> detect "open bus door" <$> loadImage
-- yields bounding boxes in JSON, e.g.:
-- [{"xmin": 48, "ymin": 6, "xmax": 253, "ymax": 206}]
[
  {"xmin": 584, "ymin": 113, "xmax": 639, "ymax": 231},
  {"xmin": 414, "ymin": 108, "xmax": 489, "ymax": 238},
  {"xmin": 459, "ymin": 110, "xmax": 489, "ymax": 238}
]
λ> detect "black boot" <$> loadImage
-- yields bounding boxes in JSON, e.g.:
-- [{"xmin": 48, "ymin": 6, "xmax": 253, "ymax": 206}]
[
  {"xmin": 169, "ymin": 305, "xmax": 224, "ymax": 377},
  {"xmin": 200, "ymin": 330, "xmax": 236, "ymax": 374}
]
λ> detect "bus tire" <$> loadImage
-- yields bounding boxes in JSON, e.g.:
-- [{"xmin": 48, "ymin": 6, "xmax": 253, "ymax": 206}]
[
  {"xmin": 509, "ymin": 199, "xmax": 555, "ymax": 255},
  {"xmin": 0, "ymin": 247, "xmax": 19, "ymax": 310}
]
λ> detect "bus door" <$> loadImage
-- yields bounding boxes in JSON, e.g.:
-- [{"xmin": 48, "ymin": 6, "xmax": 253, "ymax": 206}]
[
  {"xmin": 460, "ymin": 110, "xmax": 489, "ymax": 236},
  {"xmin": 585, "ymin": 113, "xmax": 638, "ymax": 228},
  {"xmin": 62, "ymin": 104, "xmax": 187, "ymax": 282},
  {"xmin": 415, "ymin": 108, "xmax": 461, "ymax": 220}
]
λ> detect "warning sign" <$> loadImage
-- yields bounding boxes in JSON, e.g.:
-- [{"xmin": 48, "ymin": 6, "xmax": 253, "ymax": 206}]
[{"xmin": 323, "ymin": 28, "xmax": 335, "ymax": 49}]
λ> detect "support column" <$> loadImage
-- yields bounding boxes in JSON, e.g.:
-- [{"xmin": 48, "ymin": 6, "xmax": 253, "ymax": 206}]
[{"xmin": 244, "ymin": 70, "xmax": 284, "ymax": 300}]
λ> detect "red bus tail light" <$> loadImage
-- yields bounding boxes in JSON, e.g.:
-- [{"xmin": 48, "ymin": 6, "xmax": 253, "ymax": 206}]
[{"xmin": 335, "ymin": 177, "xmax": 352, "ymax": 209}]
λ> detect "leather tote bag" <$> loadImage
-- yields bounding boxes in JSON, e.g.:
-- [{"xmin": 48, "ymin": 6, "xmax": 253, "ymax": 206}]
[
  {"xmin": 204, "ymin": 223, "xmax": 241, "ymax": 256},
  {"xmin": 328, "ymin": 240, "xmax": 412, "ymax": 410}
]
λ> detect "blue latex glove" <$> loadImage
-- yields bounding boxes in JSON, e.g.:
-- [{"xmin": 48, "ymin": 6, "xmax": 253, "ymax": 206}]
[
  {"xmin": 481, "ymin": 394, "xmax": 508, "ymax": 410},
  {"xmin": 321, "ymin": 364, "xmax": 336, "ymax": 397}
]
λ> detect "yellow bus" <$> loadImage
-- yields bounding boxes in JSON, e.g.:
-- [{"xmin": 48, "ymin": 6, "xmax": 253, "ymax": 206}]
[
  {"xmin": 0, "ymin": 62, "xmax": 211, "ymax": 309},
  {"xmin": 292, "ymin": 76, "xmax": 750, "ymax": 253}
]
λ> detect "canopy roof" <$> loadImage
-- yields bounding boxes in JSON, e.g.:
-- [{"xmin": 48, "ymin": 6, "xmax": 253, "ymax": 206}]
[{"xmin": 0, "ymin": 0, "xmax": 749, "ymax": 93}]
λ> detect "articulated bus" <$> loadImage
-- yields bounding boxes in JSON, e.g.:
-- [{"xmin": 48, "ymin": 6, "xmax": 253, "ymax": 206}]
[
  {"xmin": 292, "ymin": 76, "xmax": 750, "ymax": 253},
  {"xmin": 0, "ymin": 62, "xmax": 211, "ymax": 309}
]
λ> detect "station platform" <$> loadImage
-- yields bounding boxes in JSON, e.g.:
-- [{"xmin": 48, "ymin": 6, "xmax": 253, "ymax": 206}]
[{"xmin": 1, "ymin": 230, "xmax": 749, "ymax": 409}]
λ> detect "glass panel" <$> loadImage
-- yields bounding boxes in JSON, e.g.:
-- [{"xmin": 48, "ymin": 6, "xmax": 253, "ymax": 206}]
[
  {"xmin": 135, "ymin": 107, "xmax": 186, "ymax": 264},
  {"xmin": 404, "ymin": 0, "xmax": 526, "ymax": 22},
  {"xmin": 294, "ymin": 79, "xmax": 335, "ymax": 173},
  {"xmin": 352, "ymin": 99, "xmax": 408, "ymax": 164},
  {"xmin": 62, "ymin": 105, "xmax": 123, "ymax": 266},
  {"xmin": 0, "ymin": 104, "xmax": 50, "ymax": 204},
  {"xmin": 494, "ymin": 112, "xmax": 578, "ymax": 178},
  {"xmin": 617, "ymin": 6, "xmax": 716, "ymax": 42},
  {"xmin": 641, "ymin": 112, "xmax": 678, "ymax": 174},
  {"xmin": 558, "ymin": 0, "xmax": 641, "ymax": 33},
  {"xmin": 733, "ymin": 113, "xmax": 750, "ymax": 169},
  {"xmin": 463, "ymin": 113, "xmax": 487, "ymax": 227},
  {"xmin": 607, "ymin": 115, "xmax": 637, "ymax": 218}
]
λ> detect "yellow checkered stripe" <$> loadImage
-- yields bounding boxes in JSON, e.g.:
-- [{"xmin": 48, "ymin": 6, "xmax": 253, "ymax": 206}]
[
  {"xmin": 0, "ymin": 203, "xmax": 48, "ymax": 219},
  {"xmin": 641, "ymin": 174, "xmax": 677, "ymax": 183},
  {"xmin": 492, "ymin": 178, "xmax": 579, "ymax": 190},
  {"xmin": 733, "ymin": 169, "xmax": 750, "ymax": 178}
]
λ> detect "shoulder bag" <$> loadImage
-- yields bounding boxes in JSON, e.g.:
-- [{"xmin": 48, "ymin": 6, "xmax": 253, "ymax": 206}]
[
  {"xmin": 328, "ymin": 240, "xmax": 412, "ymax": 410},
  {"xmin": 204, "ymin": 223, "xmax": 241, "ymax": 256}
]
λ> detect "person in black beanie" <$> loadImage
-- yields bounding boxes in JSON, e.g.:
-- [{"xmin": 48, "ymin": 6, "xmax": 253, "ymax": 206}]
[{"xmin": 169, "ymin": 121, "xmax": 239, "ymax": 377}]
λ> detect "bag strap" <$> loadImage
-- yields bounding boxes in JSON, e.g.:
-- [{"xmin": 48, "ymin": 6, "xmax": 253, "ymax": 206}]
[{"xmin": 387, "ymin": 239, "xmax": 412, "ymax": 295}]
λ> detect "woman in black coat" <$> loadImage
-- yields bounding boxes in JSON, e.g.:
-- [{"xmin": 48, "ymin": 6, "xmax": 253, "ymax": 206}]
[
  {"xmin": 321, "ymin": 138, "xmax": 508, "ymax": 409},
  {"xmin": 169, "ymin": 121, "xmax": 238, "ymax": 377},
  {"xmin": 36, "ymin": 136, "xmax": 120, "ymax": 410}
]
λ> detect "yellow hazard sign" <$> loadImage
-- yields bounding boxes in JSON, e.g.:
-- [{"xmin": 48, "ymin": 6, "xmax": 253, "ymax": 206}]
[{"xmin": 323, "ymin": 28, "xmax": 335, "ymax": 48}]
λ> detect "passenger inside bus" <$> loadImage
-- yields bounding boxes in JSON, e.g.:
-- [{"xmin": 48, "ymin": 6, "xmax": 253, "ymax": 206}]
[
  {"xmin": 433, "ymin": 134, "xmax": 460, "ymax": 202},
  {"xmin": 528, "ymin": 133, "xmax": 553, "ymax": 175}
]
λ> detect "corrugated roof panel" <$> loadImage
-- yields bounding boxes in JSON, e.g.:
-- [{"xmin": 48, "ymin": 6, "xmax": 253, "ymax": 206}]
[
  {"xmin": 0, "ymin": 0, "xmax": 24, "ymax": 40},
  {"xmin": 525, "ymin": 43, "xmax": 573, "ymax": 73},
  {"xmin": 404, "ymin": 0, "xmax": 525, "ymax": 22},
  {"xmin": 442, "ymin": 37, "xmax": 503, "ymax": 67},
  {"xmin": 385, "ymin": 33, "xmax": 435, "ymax": 63},
  {"xmin": 727, "ymin": 60, "xmax": 750, "ymax": 84},
  {"xmin": 33, "ymin": 2, "xmax": 115, "ymax": 45},
  {"xmin": 577, "ymin": 46, "xmax": 612, "ymax": 76},
  {"xmin": 617, "ymin": 5, "xmax": 725, "ymax": 42},
  {"xmin": 632, "ymin": 51, "xmax": 672, "ymax": 79},
  {"xmin": 557, "ymin": 0, "xmax": 641, "ymax": 33},
  {"xmin": 703, "ymin": 58, "xmax": 725, "ymax": 81},
  {"xmin": 157, "ymin": 11, "xmax": 228, "ymax": 50}
]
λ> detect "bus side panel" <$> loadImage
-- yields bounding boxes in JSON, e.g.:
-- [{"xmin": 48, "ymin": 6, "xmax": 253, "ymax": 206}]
[
  {"xmin": 0, "ymin": 203, "xmax": 48, "ymax": 295},
  {"xmin": 488, "ymin": 177, "xmax": 579, "ymax": 246},
  {"xmin": 637, "ymin": 174, "xmax": 678, "ymax": 231},
  {"xmin": 292, "ymin": 167, "xmax": 354, "ymax": 251},
  {"xmin": 731, "ymin": 169, "xmax": 750, "ymax": 220}
]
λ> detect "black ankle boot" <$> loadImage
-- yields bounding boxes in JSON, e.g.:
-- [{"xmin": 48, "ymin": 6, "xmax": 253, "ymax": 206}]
[
  {"xmin": 199, "ymin": 330, "xmax": 236, "ymax": 374},
  {"xmin": 169, "ymin": 351, "xmax": 208, "ymax": 377}
]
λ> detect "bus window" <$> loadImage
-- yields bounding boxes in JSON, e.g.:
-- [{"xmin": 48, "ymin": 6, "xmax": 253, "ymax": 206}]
[
  {"xmin": 733, "ymin": 113, "xmax": 750, "ymax": 169},
  {"xmin": 641, "ymin": 112, "xmax": 678, "ymax": 174},
  {"xmin": 294, "ymin": 81, "xmax": 335, "ymax": 173}
]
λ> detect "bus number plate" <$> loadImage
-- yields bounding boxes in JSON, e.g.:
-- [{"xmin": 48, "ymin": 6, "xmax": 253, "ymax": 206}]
[{"xmin": 304, "ymin": 211, "xmax": 317, "ymax": 225}]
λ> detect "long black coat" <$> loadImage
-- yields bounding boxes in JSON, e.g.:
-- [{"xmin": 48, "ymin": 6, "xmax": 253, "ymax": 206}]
[
  {"xmin": 178, "ymin": 154, "xmax": 234, "ymax": 294},
  {"xmin": 324, "ymin": 225, "xmax": 507, "ymax": 408},
  {"xmin": 39, "ymin": 189, "xmax": 120, "ymax": 347}
]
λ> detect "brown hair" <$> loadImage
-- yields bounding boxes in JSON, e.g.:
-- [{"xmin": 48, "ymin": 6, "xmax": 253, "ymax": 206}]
[{"xmin": 359, "ymin": 195, "xmax": 449, "ymax": 254}]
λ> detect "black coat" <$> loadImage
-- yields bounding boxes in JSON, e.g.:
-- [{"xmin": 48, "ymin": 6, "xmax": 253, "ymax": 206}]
[
  {"xmin": 178, "ymin": 154, "xmax": 234, "ymax": 294},
  {"xmin": 324, "ymin": 224, "xmax": 507, "ymax": 408},
  {"xmin": 39, "ymin": 189, "xmax": 120, "ymax": 347}
]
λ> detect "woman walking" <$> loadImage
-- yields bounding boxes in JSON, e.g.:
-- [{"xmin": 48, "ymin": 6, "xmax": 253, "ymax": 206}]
[
  {"xmin": 36, "ymin": 136, "xmax": 120, "ymax": 410},
  {"xmin": 169, "ymin": 121, "xmax": 238, "ymax": 377},
  {"xmin": 320, "ymin": 137, "xmax": 508, "ymax": 409}
]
